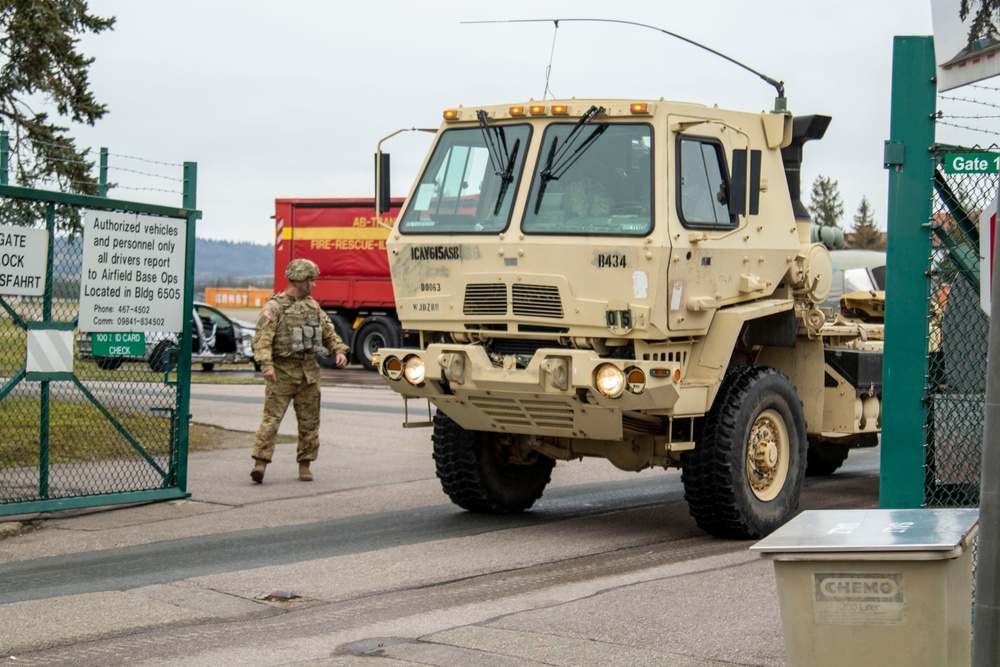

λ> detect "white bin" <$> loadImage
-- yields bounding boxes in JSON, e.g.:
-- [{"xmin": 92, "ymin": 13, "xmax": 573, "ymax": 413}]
[{"xmin": 751, "ymin": 509, "xmax": 979, "ymax": 667}]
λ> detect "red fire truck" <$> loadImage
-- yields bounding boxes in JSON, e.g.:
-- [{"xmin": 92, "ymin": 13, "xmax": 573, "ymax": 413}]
[{"xmin": 273, "ymin": 198, "xmax": 413, "ymax": 369}]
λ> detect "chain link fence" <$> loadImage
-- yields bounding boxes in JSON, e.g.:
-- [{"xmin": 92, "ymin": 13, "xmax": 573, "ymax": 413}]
[
  {"xmin": 924, "ymin": 147, "xmax": 995, "ymax": 508},
  {"xmin": 1, "ymin": 191, "xmax": 196, "ymax": 515}
]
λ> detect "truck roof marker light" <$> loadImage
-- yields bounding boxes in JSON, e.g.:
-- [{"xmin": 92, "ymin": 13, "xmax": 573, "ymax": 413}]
[
  {"xmin": 509, "ymin": 106, "xmax": 526, "ymax": 116},
  {"xmin": 551, "ymin": 104, "xmax": 569, "ymax": 115},
  {"xmin": 630, "ymin": 103, "xmax": 650, "ymax": 114},
  {"xmin": 529, "ymin": 105, "xmax": 547, "ymax": 116},
  {"xmin": 383, "ymin": 355, "xmax": 404, "ymax": 381},
  {"xmin": 443, "ymin": 109, "xmax": 460, "ymax": 121}
]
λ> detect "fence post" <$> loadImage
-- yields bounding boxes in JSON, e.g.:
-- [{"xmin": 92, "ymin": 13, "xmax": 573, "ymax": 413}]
[
  {"xmin": 0, "ymin": 130, "xmax": 8, "ymax": 186},
  {"xmin": 881, "ymin": 36, "xmax": 937, "ymax": 508},
  {"xmin": 173, "ymin": 161, "xmax": 199, "ymax": 493},
  {"xmin": 99, "ymin": 148, "xmax": 108, "ymax": 197}
]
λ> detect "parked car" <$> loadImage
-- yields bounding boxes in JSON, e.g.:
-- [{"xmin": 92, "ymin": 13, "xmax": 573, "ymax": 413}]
[
  {"xmin": 77, "ymin": 302, "xmax": 257, "ymax": 372},
  {"xmin": 821, "ymin": 249, "xmax": 887, "ymax": 313}
]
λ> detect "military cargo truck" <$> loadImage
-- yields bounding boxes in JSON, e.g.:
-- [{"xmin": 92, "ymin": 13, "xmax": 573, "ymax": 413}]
[{"xmin": 373, "ymin": 99, "xmax": 882, "ymax": 539}]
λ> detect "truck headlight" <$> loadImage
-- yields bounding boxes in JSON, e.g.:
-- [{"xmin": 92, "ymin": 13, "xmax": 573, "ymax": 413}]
[
  {"xmin": 404, "ymin": 355, "xmax": 426, "ymax": 386},
  {"xmin": 595, "ymin": 363, "xmax": 625, "ymax": 398}
]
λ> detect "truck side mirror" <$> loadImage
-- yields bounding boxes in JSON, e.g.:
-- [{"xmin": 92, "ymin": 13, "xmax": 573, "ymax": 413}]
[{"xmin": 375, "ymin": 152, "xmax": 391, "ymax": 216}]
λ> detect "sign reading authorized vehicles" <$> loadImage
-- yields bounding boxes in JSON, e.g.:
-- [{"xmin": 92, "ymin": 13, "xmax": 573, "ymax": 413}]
[
  {"xmin": 78, "ymin": 210, "xmax": 186, "ymax": 333},
  {"xmin": 0, "ymin": 225, "xmax": 47, "ymax": 296},
  {"xmin": 943, "ymin": 152, "xmax": 1000, "ymax": 174}
]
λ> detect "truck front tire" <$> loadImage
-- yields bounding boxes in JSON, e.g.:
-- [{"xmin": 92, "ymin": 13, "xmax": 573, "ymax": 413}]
[
  {"xmin": 432, "ymin": 411, "xmax": 554, "ymax": 514},
  {"xmin": 681, "ymin": 366, "xmax": 807, "ymax": 539}
]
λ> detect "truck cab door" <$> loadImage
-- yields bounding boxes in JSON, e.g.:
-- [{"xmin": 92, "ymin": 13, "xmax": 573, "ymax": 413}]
[{"xmin": 666, "ymin": 118, "xmax": 789, "ymax": 332}]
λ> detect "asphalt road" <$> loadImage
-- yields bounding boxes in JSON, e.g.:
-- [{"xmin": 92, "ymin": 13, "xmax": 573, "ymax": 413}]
[{"xmin": 0, "ymin": 379, "xmax": 883, "ymax": 666}]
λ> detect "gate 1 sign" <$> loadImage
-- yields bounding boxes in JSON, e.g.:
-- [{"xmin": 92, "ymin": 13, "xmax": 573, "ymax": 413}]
[
  {"xmin": 942, "ymin": 153, "xmax": 1000, "ymax": 174},
  {"xmin": 78, "ymin": 210, "xmax": 186, "ymax": 333},
  {"xmin": 0, "ymin": 225, "xmax": 47, "ymax": 297}
]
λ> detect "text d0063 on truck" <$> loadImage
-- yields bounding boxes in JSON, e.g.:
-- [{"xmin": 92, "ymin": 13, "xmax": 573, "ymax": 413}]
[{"xmin": 374, "ymin": 100, "xmax": 881, "ymax": 540}]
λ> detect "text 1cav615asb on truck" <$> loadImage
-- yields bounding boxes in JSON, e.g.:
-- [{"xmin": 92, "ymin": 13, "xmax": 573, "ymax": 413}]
[{"xmin": 273, "ymin": 198, "xmax": 417, "ymax": 370}]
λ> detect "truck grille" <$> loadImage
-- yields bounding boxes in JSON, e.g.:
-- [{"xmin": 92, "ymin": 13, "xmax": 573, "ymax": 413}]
[
  {"xmin": 468, "ymin": 396, "xmax": 576, "ymax": 431},
  {"xmin": 512, "ymin": 284, "xmax": 563, "ymax": 319},
  {"xmin": 464, "ymin": 284, "xmax": 507, "ymax": 315}
]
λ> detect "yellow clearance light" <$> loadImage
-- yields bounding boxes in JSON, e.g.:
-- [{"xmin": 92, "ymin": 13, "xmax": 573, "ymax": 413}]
[
  {"xmin": 443, "ymin": 109, "xmax": 460, "ymax": 120},
  {"xmin": 509, "ymin": 106, "xmax": 526, "ymax": 116},
  {"xmin": 529, "ymin": 105, "xmax": 547, "ymax": 116},
  {"xmin": 630, "ymin": 102, "xmax": 650, "ymax": 114},
  {"xmin": 551, "ymin": 104, "xmax": 569, "ymax": 115}
]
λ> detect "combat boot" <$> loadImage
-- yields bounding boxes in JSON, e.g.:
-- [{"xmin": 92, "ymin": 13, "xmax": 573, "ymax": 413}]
[
  {"xmin": 250, "ymin": 459, "xmax": 267, "ymax": 484},
  {"xmin": 298, "ymin": 462, "xmax": 314, "ymax": 482}
]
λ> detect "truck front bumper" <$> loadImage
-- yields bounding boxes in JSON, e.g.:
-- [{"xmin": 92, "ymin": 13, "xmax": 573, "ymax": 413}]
[{"xmin": 377, "ymin": 344, "xmax": 685, "ymax": 440}]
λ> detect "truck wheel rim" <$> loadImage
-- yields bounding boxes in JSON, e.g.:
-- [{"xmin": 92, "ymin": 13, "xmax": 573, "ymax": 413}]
[{"xmin": 746, "ymin": 408, "xmax": 789, "ymax": 501}]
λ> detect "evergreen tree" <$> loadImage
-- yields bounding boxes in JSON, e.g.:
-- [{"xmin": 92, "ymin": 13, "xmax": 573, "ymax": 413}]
[
  {"xmin": 960, "ymin": 1, "xmax": 1000, "ymax": 46},
  {"xmin": 850, "ymin": 197, "xmax": 885, "ymax": 250},
  {"xmin": 808, "ymin": 175, "xmax": 844, "ymax": 229},
  {"xmin": 0, "ymin": 1, "xmax": 115, "ymax": 235}
]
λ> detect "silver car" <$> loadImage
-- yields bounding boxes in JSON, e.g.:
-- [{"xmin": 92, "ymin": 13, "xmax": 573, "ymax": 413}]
[{"xmin": 77, "ymin": 302, "xmax": 256, "ymax": 372}]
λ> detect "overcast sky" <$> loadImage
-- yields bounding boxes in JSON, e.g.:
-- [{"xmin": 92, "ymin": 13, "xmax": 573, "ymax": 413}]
[{"xmin": 67, "ymin": 1, "xmax": 990, "ymax": 245}]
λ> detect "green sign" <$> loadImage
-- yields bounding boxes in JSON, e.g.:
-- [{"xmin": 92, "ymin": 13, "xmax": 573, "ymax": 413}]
[
  {"xmin": 91, "ymin": 332, "xmax": 145, "ymax": 357},
  {"xmin": 943, "ymin": 152, "xmax": 1000, "ymax": 174}
]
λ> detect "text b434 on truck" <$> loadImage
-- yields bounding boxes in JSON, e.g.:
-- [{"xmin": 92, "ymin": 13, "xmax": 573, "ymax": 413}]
[{"xmin": 374, "ymin": 99, "xmax": 881, "ymax": 540}]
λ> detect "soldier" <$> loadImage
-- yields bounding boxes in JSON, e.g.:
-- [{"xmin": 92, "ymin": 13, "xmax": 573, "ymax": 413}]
[{"xmin": 250, "ymin": 258, "xmax": 348, "ymax": 483}]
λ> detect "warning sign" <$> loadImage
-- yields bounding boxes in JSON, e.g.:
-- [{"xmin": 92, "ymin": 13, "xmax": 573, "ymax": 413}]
[
  {"xmin": 0, "ymin": 225, "xmax": 47, "ymax": 297},
  {"xmin": 78, "ymin": 210, "xmax": 186, "ymax": 333}
]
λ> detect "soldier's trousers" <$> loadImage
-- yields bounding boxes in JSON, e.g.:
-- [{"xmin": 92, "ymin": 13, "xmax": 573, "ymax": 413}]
[{"xmin": 252, "ymin": 364, "xmax": 321, "ymax": 463}]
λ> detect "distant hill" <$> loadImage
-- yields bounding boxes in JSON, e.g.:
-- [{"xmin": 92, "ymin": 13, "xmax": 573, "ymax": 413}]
[
  {"xmin": 50, "ymin": 236, "xmax": 273, "ymax": 293},
  {"xmin": 193, "ymin": 239, "xmax": 272, "ymax": 290}
]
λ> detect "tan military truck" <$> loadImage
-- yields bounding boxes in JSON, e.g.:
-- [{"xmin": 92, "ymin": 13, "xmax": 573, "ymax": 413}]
[{"xmin": 373, "ymin": 99, "xmax": 882, "ymax": 539}]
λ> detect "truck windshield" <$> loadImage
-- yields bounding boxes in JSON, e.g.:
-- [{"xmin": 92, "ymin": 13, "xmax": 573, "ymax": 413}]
[
  {"xmin": 398, "ymin": 124, "xmax": 531, "ymax": 234},
  {"xmin": 522, "ymin": 123, "xmax": 652, "ymax": 236}
]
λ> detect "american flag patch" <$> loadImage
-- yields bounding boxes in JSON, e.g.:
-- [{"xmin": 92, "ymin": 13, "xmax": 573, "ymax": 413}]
[{"xmin": 262, "ymin": 310, "xmax": 273, "ymax": 319}]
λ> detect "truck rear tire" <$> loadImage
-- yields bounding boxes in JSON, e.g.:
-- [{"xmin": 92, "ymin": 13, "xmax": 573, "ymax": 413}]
[
  {"xmin": 805, "ymin": 438, "xmax": 850, "ymax": 476},
  {"xmin": 432, "ymin": 411, "xmax": 554, "ymax": 514},
  {"xmin": 681, "ymin": 365, "xmax": 807, "ymax": 539},
  {"xmin": 805, "ymin": 433, "xmax": 876, "ymax": 476},
  {"xmin": 354, "ymin": 318, "xmax": 397, "ymax": 371},
  {"xmin": 319, "ymin": 313, "xmax": 353, "ymax": 370}
]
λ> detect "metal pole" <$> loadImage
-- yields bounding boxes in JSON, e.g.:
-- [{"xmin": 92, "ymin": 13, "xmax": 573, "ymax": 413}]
[
  {"xmin": 973, "ymin": 189, "xmax": 1000, "ymax": 666},
  {"xmin": 0, "ymin": 130, "xmax": 8, "ymax": 186},
  {"xmin": 99, "ymin": 148, "xmax": 108, "ymax": 197},
  {"xmin": 882, "ymin": 36, "xmax": 937, "ymax": 508}
]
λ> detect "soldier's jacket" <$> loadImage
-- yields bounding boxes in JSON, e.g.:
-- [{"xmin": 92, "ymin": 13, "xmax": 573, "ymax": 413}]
[{"xmin": 253, "ymin": 293, "xmax": 348, "ymax": 382}]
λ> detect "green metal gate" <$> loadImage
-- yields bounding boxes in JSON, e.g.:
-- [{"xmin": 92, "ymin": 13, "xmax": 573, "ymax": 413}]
[
  {"xmin": 882, "ymin": 35, "xmax": 993, "ymax": 509},
  {"xmin": 0, "ymin": 141, "xmax": 200, "ymax": 516}
]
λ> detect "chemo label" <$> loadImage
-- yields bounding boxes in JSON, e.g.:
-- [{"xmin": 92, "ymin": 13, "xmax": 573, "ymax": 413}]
[{"xmin": 813, "ymin": 572, "xmax": 905, "ymax": 625}]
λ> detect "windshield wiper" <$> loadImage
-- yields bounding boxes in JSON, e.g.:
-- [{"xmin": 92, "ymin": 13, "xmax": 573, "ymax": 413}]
[
  {"xmin": 477, "ymin": 109, "xmax": 509, "ymax": 177},
  {"xmin": 533, "ymin": 105, "xmax": 606, "ymax": 214},
  {"xmin": 493, "ymin": 138, "xmax": 520, "ymax": 215}
]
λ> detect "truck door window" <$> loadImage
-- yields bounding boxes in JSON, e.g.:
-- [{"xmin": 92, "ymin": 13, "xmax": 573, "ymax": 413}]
[
  {"xmin": 522, "ymin": 123, "xmax": 652, "ymax": 236},
  {"xmin": 398, "ymin": 124, "xmax": 530, "ymax": 234},
  {"xmin": 677, "ymin": 137, "xmax": 735, "ymax": 229}
]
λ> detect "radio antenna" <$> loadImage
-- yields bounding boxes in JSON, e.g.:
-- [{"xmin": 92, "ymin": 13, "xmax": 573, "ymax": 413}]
[{"xmin": 463, "ymin": 17, "xmax": 788, "ymax": 112}]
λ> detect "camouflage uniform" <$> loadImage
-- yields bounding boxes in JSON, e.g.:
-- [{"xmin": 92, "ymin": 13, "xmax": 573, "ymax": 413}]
[{"xmin": 251, "ymin": 265, "xmax": 348, "ymax": 468}]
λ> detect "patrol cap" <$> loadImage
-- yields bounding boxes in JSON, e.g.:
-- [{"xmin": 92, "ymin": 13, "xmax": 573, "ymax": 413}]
[{"xmin": 285, "ymin": 258, "xmax": 320, "ymax": 281}]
